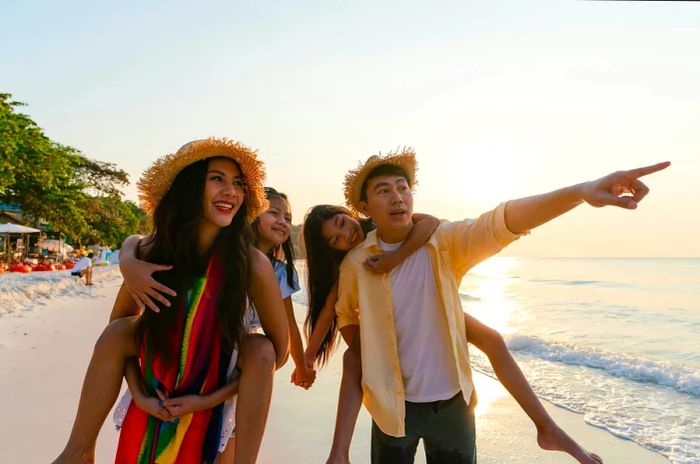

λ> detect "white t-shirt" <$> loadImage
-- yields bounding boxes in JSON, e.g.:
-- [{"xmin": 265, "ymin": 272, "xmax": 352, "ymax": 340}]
[
  {"xmin": 378, "ymin": 239, "xmax": 461, "ymax": 403},
  {"xmin": 72, "ymin": 257, "xmax": 92, "ymax": 273}
]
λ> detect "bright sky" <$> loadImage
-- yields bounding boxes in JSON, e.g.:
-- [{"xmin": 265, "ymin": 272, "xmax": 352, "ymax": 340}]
[{"xmin": 3, "ymin": 0, "xmax": 698, "ymax": 257}]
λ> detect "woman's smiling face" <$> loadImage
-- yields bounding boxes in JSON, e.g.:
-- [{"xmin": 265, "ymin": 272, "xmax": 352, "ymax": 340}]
[{"xmin": 201, "ymin": 158, "xmax": 246, "ymax": 229}]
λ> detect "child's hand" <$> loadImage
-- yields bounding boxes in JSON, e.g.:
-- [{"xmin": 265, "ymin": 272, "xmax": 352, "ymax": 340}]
[
  {"xmin": 364, "ymin": 252, "xmax": 400, "ymax": 274},
  {"xmin": 120, "ymin": 258, "xmax": 176, "ymax": 313},
  {"xmin": 291, "ymin": 365, "xmax": 316, "ymax": 390},
  {"xmin": 132, "ymin": 392, "xmax": 173, "ymax": 422},
  {"xmin": 303, "ymin": 351, "xmax": 316, "ymax": 371},
  {"xmin": 161, "ymin": 394, "xmax": 207, "ymax": 418}
]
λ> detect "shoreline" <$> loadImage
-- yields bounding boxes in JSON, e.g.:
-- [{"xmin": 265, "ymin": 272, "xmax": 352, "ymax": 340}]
[{"xmin": 0, "ymin": 278, "xmax": 669, "ymax": 463}]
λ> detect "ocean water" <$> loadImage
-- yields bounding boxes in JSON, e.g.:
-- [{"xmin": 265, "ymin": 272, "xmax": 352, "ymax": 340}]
[{"xmin": 461, "ymin": 258, "xmax": 700, "ymax": 464}]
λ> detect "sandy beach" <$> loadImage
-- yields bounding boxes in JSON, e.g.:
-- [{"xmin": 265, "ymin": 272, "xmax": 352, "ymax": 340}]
[{"xmin": 0, "ymin": 272, "xmax": 669, "ymax": 463}]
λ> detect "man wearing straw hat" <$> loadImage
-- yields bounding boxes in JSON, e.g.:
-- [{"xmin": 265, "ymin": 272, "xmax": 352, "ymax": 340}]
[{"xmin": 335, "ymin": 149, "xmax": 669, "ymax": 463}]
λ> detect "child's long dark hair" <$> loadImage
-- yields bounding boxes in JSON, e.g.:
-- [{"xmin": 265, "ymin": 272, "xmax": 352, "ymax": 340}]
[
  {"xmin": 253, "ymin": 187, "xmax": 296, "ymax": 288},
  {"xmin": 135, "ymin": 158, "xmax": 252, "ymax": 363},
  {"xmin": 303, "ymin": 205, "xmax": 372, "ymax": 366}
]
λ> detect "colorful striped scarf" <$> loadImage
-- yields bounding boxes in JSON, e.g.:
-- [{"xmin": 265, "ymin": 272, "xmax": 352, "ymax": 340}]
[{"xmin": 116, "ymin": 254, "xmax": 230, "ymax": 464}]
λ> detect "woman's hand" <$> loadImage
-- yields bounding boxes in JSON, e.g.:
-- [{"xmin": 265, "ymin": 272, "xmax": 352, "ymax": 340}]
[
  {"xmin": 161, "ymin": 393, "xmax": 208, "ymax": 418},
  {"xmin": 132, "ymin": 391, "xmax": 173, "ymax": 422}
]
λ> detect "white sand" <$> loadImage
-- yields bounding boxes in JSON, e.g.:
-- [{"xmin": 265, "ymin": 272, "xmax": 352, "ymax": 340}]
[{"xmin": 0, "ymin": 276, "xmax": 669, "ymax": 463}]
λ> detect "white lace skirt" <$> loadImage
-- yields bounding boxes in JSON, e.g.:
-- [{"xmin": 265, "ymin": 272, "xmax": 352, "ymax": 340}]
[{"xmin": 113, "ymin": 348, "xmax": 241, "ymax": 453}]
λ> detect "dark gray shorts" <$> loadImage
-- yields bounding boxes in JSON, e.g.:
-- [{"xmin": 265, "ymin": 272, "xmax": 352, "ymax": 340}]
[{"xmin": 371, "ymin": 392, "xmax": 476, "ymax": 464}]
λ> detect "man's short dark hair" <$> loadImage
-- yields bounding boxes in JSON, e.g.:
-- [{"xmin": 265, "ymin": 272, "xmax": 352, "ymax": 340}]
[{"xmin": 360, "ymin": 164, "xmax": 410, "ymax": 202}]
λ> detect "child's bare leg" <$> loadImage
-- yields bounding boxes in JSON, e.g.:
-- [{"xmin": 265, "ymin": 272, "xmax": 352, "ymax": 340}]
[
  {"xmin": 464, "ymin": 313, "xmax": 603, "ymax": 464},
  {"xmin": 52, "ymin": 317, "xmax": 138, "ymax": 464},
  {"xmin": 218, "ymin": 437, "xmax": 235, "ymax": 464},
  {"xmin": 326, "ymin": 341, "xmax": 362, "ymax": 464},
  {"xmin": 233, "ymin": 334, "xmax": 276, "ymax": 464}
]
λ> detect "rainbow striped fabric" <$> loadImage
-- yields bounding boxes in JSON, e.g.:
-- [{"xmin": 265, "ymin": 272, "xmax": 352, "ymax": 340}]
[{"xmin": 116, "ymin": 255, "xmax": 229, "ymax": 463}]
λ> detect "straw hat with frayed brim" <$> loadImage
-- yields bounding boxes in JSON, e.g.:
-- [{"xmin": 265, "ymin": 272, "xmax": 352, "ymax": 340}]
[
  {"xmin": 343, "ymin": 148, "xmax": 417, "ymax": 215},
  {"xmin": 137, "ymin": 138, "xmax": 268, "ymax": 223}
]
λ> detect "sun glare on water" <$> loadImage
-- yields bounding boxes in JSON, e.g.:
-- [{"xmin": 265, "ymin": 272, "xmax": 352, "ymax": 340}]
[
  {"xmin": 461, "ymin": 257, "xmax": 520, "ymax": 414},
  {"xmin": 462, "ymin": 257, "xmax": 519, "ymax": 336}
]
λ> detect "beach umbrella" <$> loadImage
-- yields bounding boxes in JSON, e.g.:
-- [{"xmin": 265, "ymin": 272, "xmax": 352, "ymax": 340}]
[
  {"xmin": 36, "ymin": 239, "xmax": 74, "ymax": 253},
  {"xmin": 0, "ymin": 223, "xmax": 41, "ymax": 263},
  {"xmin": 0, "ymin": 224, "xmax": 41, "ymax": 234}
]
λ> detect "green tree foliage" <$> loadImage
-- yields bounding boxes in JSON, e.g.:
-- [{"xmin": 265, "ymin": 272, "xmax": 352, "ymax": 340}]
[
  {"xmin": 0, "ymin": 94, "xmax": 38, "ymax": 193},
  {"xmin": 83, "ymin": 198, "xmax": 150, "ymax": 247},
  {"xmin": 0, "ymin": 93, "xmax": 146, "ymax": 245}
]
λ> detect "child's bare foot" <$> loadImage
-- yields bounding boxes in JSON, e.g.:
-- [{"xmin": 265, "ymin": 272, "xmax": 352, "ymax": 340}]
[
  {"xmin": 537, "ymin": 422, "xmax": 604, "ymax": 464},
  {"xmin": 325, "ymin": 453, "xmax": 350, "ymax": 464},
  {"xmin": 51, "ymin": 448, "xmax": 95, "ymax": 464}
]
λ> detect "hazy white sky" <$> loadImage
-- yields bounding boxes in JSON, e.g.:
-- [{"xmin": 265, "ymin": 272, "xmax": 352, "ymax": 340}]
[{"xmin": 3, "ymin": 0, "xmax": 699, "ymax": 256}]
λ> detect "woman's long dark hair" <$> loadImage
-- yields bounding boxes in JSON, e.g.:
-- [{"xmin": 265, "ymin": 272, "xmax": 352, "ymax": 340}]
[
  {"xmin": 302, "ymin": 205, "xmax": 372, "ymax": 366},
  {"xmin": 253, "ymin": 187, "xmax": 296, "ymax": 288},
  {"xmin": 135, "ymin": 158, "xmax": 252, "ymax": 363}
]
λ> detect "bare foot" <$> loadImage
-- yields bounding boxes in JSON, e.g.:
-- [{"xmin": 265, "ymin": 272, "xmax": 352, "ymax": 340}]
[
  {"xmin": 537, "ymin": 422, "xmax": 604, "ymax": 464},
  {"xmin": 51, "ymin": 448, "xmax": 95, "ymax": 464},
  {"xmin": 325, "ymin": 453, "xmax": 350, "ymax": 464}
]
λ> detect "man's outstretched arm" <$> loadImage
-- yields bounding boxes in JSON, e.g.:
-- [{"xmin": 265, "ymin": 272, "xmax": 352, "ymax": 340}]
[{"xmin": 504, "ymin": 161, "xmax": 670, "ymax": 234}]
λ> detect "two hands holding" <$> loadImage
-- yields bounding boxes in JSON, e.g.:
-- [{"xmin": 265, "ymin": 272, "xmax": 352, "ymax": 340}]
[
  {"xmin": 133, "ymin": 387, "xmax": 207, "ymax": 423},
  {"xmin": 292, "ymin": 253, "xmax": 399, "ymax": 390}
]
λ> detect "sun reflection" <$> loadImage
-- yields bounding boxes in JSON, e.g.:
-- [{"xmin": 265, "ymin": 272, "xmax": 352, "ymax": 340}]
[
  {"xmin": 471, "ymin": 370, "xmax": 510, "ymax": 419},
  {"xmin": 461, "ymin": 257, "xmax": 519, "ymax": 335},
  {"xmin": 461, "ymin": 257, "xmax": 524, "ymax": 416}
]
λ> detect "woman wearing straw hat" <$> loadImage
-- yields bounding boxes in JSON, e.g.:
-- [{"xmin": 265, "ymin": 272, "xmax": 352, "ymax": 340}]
[{"xmin": 53, "ymin": 138, "xmax": 289, "ymax": 464}]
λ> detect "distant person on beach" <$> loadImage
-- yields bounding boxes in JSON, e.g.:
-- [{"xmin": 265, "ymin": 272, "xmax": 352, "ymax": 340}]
[
  {"xmin": 302, "ymin": 204, "xmax": 603, "ymax": 464},
  {"xmin": 332, "ymin": 150, "xmax": 668, "ymax": 464},
  {"xmin": 70, "ymin": 251, "xmax": 93, "ymax": 286},
  {"xmin": 52, "ymin": 138, "xmax": 289, "ymax": 464},
  {"xmin": 108, "ymin": 248, "xmax": 120, "ymax": 265}
]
